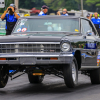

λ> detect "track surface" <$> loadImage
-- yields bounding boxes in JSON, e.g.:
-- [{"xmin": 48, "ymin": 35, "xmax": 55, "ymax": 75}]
[{"xmin": 0, "ymin": 74, "xmax": 100, "ymax": 100}]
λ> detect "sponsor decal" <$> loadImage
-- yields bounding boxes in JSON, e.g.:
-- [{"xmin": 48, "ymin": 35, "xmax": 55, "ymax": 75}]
[
  {"xmin": 21, "ymin": 28, "xmax": 27, "ymax": 32},
  {"xmin": 97, "ymin": 59, "xmax": 99, "ymax": 66},
  {"xmin": 87, "ymin": 43, "xmax": 96, "ymax": 49},
  {"xmin": 97, "ymin": 55, "xmax": 100, "ymax": 59},
  {"xmin": 97, "ymin": 59, "xmax": 100, "ymax": 66},
  {"xmin": 97, "ymin": 63, "xmax": 99, "ymax": 66},
  {"xmin": 97, "ymin": 60, "xmax": 99, "ymax": 63},
  {"xmin": 17, "ymin": 28, "xmax": 22, "ymax": 32},
  {"xmin": 81, "ymin": 53, "xmax": 91, "ymax": 59}
]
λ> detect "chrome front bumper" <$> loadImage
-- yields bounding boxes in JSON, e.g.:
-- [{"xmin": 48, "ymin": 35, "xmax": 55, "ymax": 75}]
[{"xmin": 0, "ymin": 53, "xmax": 73, "ymax": 65}]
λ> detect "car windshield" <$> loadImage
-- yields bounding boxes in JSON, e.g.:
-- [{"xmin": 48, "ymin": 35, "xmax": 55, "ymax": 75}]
[{"xmin": 13, "ymin": 18, "xmax": 79, "ymax": 33}]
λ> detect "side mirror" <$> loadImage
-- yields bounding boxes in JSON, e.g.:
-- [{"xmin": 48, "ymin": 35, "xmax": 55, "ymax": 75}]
[{"xmin": 86, "ymin": 30, "xmax": 92, "ymax": 36}]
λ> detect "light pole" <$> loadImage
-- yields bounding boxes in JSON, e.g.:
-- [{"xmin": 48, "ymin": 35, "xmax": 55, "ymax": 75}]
[
  {"xmin": 81, "ymin": 0, "xmax": 83, "ymax": 17},
  {"xmin": 14, "ymin": 0, "xmax": 19, "ymax": 13}
]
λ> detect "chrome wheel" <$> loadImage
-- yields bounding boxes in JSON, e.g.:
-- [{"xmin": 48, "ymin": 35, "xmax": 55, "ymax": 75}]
[
  {"xmin": 72, "ymin": 62, "xmax": 76, "ymax": 83},
  {"xmin": 63, "ymin": 57, "xmax": 78, "ymax": 88}
]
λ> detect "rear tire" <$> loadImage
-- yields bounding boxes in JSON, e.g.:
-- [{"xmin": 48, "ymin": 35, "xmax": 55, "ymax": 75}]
[
  {"xmin": 0, "ymin": 65, "xmax": 9, "ymax": 88},
  {"xmin": 63, "ymin": 57, "xmax": 78, "ymax": 88},
  {"xmin": 90, "ymin": 68, "xmax": 100, "ymax": 84},
  {"xmin": 28, "ymin": 74, "xmax": 44, "ymax": 84}
]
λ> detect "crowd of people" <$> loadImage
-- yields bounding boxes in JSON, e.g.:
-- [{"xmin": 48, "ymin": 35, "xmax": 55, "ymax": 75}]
[
  {"xmin": 0, "ymin": 4, "xmax": 100, "ymax": 36},
  {"xmin": 38, "ymin": 5, "xmax": 69, "ymax": 16}
]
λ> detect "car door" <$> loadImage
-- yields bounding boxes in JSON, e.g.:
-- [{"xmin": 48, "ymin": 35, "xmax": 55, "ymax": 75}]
[{"xmin": 81, "ymin": 18, "xmax": 98, "ymax": 67}]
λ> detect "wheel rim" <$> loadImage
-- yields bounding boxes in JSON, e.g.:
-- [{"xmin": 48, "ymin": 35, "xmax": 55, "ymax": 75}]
[{"xmin": 72, "ymin": 62, "xmax": 76, "ymax": 82}]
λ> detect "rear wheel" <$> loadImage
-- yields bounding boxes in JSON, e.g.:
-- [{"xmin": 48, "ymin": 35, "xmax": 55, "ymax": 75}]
[
  {"xmin": 0, "ymin": 65, "xmax": 9, "ymax": 88},
  {"xmin": 63, "ymin": 57, "xmax": 78, "ymax": 88},
  {"xmin": 90, "ymin": 68, "xmax": 100, "ymax": 84},
  {"xmin": 28, "ymin": 74, "xmax": 44, "ymax": 84}
]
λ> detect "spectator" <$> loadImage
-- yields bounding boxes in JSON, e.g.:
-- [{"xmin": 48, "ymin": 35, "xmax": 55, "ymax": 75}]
[
  {"xmin": 86, "ymin": 14, "xmax": 90, "ymax": 19},
  {"xmin": 89, "ymin": 12, "xmax": 100, "ymax": 36},
  {"xmin": 38, "ymin": 5, "xmax": 49, "ymax": 16},
  {"xmin": 57, "ymin": 11, "xmax": 61, "ymax": 15},
  {"xmin": 1, "ymin": 4, "xmax": 20, "ymax": 35},
  {"xmin": 62, "ymin": 9, "xmax": 68, "ymax": 16},
  {"xmin": 57, "ymin": 9, "xmax": 68, "ymax": 16}
]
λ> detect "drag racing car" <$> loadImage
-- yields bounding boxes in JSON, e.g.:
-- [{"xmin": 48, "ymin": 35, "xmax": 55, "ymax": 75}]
[{"xmin": 0, "ymin": 16, "xmax": 100, "ymax": 88}]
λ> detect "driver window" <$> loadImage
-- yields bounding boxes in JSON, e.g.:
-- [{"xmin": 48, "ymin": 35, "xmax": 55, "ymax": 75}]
[{"xmin": 81, "ymin": 19, "xmax": 96, "ymax": 36}]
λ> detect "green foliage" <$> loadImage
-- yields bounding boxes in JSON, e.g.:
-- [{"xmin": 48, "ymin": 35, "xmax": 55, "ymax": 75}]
[
  {"xmin": 19, "ymin": 0, "xmax": 45, "ymax": 9},
  {"xmin": 96, "ymin": 4, "xmax": 100, "ymax": 7},
  {"xmin": 86, "ymin": 0, "xmax": 100, "ymax": 5},
  {"xmin": 0, "ymin": 0, "xmax": 14, "ymax": 13},
  {"xmin": 86, "ymin": 0, "xmax": 100, "ymax": 12},
  {"xmin": 43, "ymin": 0, "xmax": 78, "ymax": 11},
  {"xmin": 0, "ymin": 0, "xmax": 45, "ymax": 13},
  {"xmin": 43, "ymin": 0, "xmax": 100, "ymax": 13},
  {"xmin": 0, "ymin": 0, "xmax": 100, "ymax": 14}
]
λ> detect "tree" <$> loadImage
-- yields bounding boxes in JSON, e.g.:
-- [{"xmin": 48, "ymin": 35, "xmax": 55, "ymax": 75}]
[
  {"xmin": 19, "ymin": 0, "xmax": 45, "ymax": 9},
  {"xmin": 43, "ymin": 0, "xmax": 78, "ymax": 11},
  {"xmin": 0, "ymin": 0, "xmax": 14, "ymax": 13},
  {"xmin": 0, "ymin": 0, "xmax": 45, "ymax": 14},
  {"xmin": 0, "ymin": 0, "xmax": 100, "ymax": 14},
  {"xmin": 86, "ymin": 0, "xmax": 100, "ymax": 12}
]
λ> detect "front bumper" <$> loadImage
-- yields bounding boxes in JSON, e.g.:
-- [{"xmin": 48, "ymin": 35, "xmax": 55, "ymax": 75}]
[{"xmin": 0, "ymin": 53, "xmax": 73, "ymax": 65}]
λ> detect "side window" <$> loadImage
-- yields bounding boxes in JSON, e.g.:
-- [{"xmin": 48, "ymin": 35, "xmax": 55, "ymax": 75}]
[{"xmin": 81, "ymin": 19, "xmax": 96, "ymax": 36}]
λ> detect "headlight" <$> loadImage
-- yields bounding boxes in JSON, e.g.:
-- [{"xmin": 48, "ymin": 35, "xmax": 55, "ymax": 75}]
[{"xmin": 61, "ymin": 43, "xmax": 70, "ymax": 52}]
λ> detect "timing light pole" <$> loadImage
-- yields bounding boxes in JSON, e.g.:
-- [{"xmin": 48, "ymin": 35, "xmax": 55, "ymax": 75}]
[
  {"xmin": 14, "ymin": 0, "xmax": 19, "ymax": 13},
  {"xmin": 81, "ymin": 0, "xmax": 83, "ymax": 17}
]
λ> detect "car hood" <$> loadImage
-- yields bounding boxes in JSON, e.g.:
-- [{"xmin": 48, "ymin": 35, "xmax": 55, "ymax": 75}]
[{"xmin": 0, "ymin": 33, "xmax": 81, "ymax": 43}]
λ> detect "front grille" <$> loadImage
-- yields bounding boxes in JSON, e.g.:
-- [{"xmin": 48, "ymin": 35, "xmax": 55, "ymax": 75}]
[{"xmin": 0, "ymin": 42, "xmax": 60, "ymax": 53}]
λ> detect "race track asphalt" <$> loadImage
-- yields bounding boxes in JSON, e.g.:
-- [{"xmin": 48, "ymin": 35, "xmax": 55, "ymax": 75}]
[{"xmin": 0, "ymin": 73, "xmax": 100, "ymax": 100}]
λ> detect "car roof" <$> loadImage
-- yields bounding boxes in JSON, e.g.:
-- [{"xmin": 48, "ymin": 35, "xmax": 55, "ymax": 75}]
[{"xmin": 20, "ymin": 15, "xmax": 83, "ymax": 19}]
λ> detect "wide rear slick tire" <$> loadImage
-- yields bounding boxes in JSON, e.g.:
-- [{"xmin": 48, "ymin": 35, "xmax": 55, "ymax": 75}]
[
  {"xmin": 0, "ymin": 65, "xmax": 9, "ymax": 88},
  {"xmin": 63, "ymin": 57, "xmax": 78, "ymax": 88},
  {"xmin": 28, "ymin": 74, "xmax": 44, "ymax": 84},
  {"xmin": 90, "ymin": 68, "xmax": 100, "ymax": 84}
]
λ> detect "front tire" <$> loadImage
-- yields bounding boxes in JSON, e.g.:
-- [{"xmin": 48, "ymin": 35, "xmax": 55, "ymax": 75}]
[
  {"xmin": 63, "ymin": 57, "xmax": 78, "ymax": 88},
  {"xmin": 0, "ymin": 65, "xmax": 9, "ymax": 88},
  {"xmin": 90, "ymin": 68, "xmax": 100, "ymax": 84},
  {"xmin": 28, "ymin": 74, "xmax": 44, "ymax": 84}
]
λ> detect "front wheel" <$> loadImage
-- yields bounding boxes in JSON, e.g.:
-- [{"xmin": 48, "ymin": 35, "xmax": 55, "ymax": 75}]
[
  {"xmin": 0, "ymin": 65, "xmax": 9, "ymax": 88},
  {"xmin": 63, "ymin": 57, "xmax": 78, "ymax": 88},
  {"xmin": 28, "ymin": 74, "xmax": 44, "ymax": 84}
]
